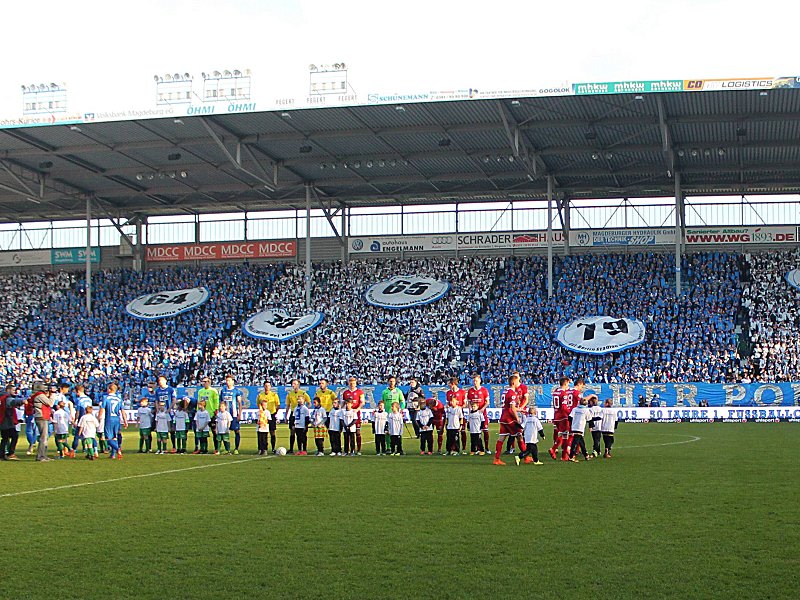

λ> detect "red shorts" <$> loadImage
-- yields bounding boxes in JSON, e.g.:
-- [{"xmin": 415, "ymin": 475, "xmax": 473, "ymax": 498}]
[
  {"xmin": 433, "ymin": 421, "xmax": 444, "ymax": 433},
  {"xmin": 499, "ymin": 421, "xmax": 523, "ymax": 436},
  {"xmin": 554, "ymin": 419, "xmax": 570, "ymax": 435}
]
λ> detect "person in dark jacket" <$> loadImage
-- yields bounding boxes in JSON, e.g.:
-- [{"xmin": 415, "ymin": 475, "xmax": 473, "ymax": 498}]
[{"xmin": 0, "ymin": 384, "xmax": 24, "ymax": 460}]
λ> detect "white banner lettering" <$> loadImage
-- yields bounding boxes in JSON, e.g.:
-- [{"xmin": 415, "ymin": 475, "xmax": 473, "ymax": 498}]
[
  {"xmin": 556, "ymin": 316, "xmax": 646, "ymax": 355},
  {"xmin": 125, "ymin": 287, "xmax": 210, "ymax": 320},
  {"xmin": 243, "ymin": 309, "xmax": 324, "ymax": 341},
  {"xmin": 365, "ymin": 276, "xmax": 449, "ymax": 309},
  {"xmin": 351, "ymin": 226, "xmax": 799, "ymax": 256},
  {"xmin": 349, "ymin": 235, "xmax": 455, "ymax": 254}
]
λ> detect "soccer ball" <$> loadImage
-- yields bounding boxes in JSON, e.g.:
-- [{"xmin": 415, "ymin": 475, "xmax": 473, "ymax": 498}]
[{"xmin": 276, "ymin": 447, "xmax": 287, "ymax": 456}]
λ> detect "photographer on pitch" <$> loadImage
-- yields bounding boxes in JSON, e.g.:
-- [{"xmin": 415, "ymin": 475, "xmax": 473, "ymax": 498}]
[{"xmin": 31, "ymin": 381, "xmax": 54, "ymax": 462}]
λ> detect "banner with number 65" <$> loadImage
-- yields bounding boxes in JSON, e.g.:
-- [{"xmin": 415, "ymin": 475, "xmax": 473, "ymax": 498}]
[
  {"xmin": 125, "ymin": 287, "xmax": 211, "ymax": 320},
  {"xmin": 364, "ymin": 275, "xmax": 450, "ymax": 309},
  {"xmin": 555, "ymin": 315, "xmax": 646, "ymax": 355}
]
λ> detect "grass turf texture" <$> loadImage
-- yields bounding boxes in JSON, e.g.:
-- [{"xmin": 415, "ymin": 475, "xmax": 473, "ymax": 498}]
[{"xmin": 2, "ymin": 423, "xmax": 798, "ymax": 600}]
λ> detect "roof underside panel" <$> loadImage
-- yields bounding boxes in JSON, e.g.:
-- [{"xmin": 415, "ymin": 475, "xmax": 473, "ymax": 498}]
[{"xmin": 1, "ymin": 89, "xmax": 800, "ymax": 221}]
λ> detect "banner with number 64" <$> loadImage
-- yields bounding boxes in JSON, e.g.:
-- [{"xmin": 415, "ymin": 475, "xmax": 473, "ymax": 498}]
[
  {"xmin": 364, "ymin": 275, "xmax": 450, "ymax": 309},
  {"xmin": 125, "ymin": 287, "xmax": 211, "ymax": 320}
]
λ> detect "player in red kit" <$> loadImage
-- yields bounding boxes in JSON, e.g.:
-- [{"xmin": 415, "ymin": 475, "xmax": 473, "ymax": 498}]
[
  {"xmin": 446, "ymin": 377, "xmax": 467, "ymax": 454},
  {"xmin": 493, "ymin": 373, "xmax": 526, "ymax": 465},
  {"xmin": 506, "ymin": 371, "xmax": 529, "ymax": 453},
  {"xmin": 550, "ymin": 376, "xmax": 577, "ymax": 461},
  {"xmin": 341, "ymin": 376, "xmax": 364, "ymax": 455},
  {"xmin": 428, "ymin": 397, "xmax": 446, "ymax": 454},
  {"xmin": 467, "ymin": 373, "xmax": 490, "ymax": 453}
]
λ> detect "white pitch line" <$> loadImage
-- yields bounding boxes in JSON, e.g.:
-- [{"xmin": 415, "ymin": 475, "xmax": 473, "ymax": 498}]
[
  {"xmin": 618, "ymin": 434, "xmax": 702, "ymax": 450},
  {"xmin": 0, "ymin": 455, "xmax": 272, "ymax": 499},
  {"xmin": 0, "ymin": 434, "xmax": 703, "ymax": 499}
]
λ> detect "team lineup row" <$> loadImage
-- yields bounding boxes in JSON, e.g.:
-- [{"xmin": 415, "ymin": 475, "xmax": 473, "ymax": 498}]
[{"xmin": 1, "ymin": 374, "xmax": 618, "ymax": 465}]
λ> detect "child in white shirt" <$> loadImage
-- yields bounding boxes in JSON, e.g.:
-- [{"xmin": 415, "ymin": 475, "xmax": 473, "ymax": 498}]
[
  {"xmin": 51, "ymin": 401, "xmax": 71, "ymax": 459},
  {"xmin": 293, "ymin": 398, "xmax": 310, "ymax": 456},
  {"xmin": 416, "ymin": 402, "xmax": 434, "ymax": 455},
  {"xmin": 215, "ymin": 401, "xmax": 234, "ymax": 455},
  {"xmin": 467, "ymin": 401, "xmax": 485, "ymax": 455},
  {"xmin": 136, "ymin": 397, "xmax": 153, "ymax": 453},
  {"xmin": 342, "ymin": 400, "xmax": 357, "ymax": 456},
  {"xmin": 174, "ymin": 401, "xmax": 189, "ymax": 454},
  {"xmin": 194, "ymin": 400, "xmax": 211, "ymax": 454},
  {"xmin": 372, "ymin": 401, "xmax": 389, "ymax": 455},
  {"xmin": 387, "ymin": 402, "xmax": 405, "ymax": 456},
  {"xmin": 587, "ymin": 396, "xmax": 603, "ymax": 458},
  {"xmin": 77, "ymin": 405, "xmax": 100, "ymax": 460},
  {"xmin": 445, "ymin": 398, "xmax": 463, "ymax": 455},
  {"xmin": 516, "ymin": 409, "xmax": 544, "ymax": 466},
  {"xmin": 327, "ymin": 399, "xmax": 342, "ymax": 456},
  {"xmin": 154, "ymin": 403, "xmax": 171, "ymax": 455},
  {"xmin": 600, "ymin": 399, "xmax": 617, "ymax": 458},
  {"xmin": 568, "ymin": 399, "xmax": 591, "ymax": 461}
]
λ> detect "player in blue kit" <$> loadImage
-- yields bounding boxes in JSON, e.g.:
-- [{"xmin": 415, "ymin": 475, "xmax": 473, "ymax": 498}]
[
  {"xmin": 219, "ymin": 375, "xmax": 244, "ymax": 455},
  {"xmin": 98, "ymin": 382, "xmax": 128, "ymax": 460},
  {"xmin": 154, "ymin": 375, "xmax": 177, "ymax": 453}
]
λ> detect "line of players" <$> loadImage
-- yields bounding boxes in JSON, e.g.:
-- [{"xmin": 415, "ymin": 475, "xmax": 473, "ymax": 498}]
[{"xmin": 1, "ymin": 372, "xmax": 617, "ymax": 464}]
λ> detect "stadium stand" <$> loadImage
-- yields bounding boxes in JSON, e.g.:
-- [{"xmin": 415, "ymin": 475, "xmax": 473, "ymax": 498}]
[
  {"xmin": 0, "ymin": 271, "xmax": 73, "ymax": 338},
  {"xmin": 741, "ymin": 248, "xmax": 800, "ymax": 382},
  {"xmin": 204, "ymin": 256, "xmax": 500, "ymax": 386},
  {"xmin": 0, "ymin": 248, "xmax": 796, "ymax": 395},
  {"xmin": 0, "ymin": 264, "xmax": 284, "ymax": 397},
  {"xmin": 467, "ymin": 251, "xmax": 743, "ymax": 385}
]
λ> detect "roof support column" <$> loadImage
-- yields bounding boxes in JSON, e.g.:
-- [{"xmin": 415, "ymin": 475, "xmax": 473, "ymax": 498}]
[
  {"xmin": 134, "ymin": 216, "xmax": 144, "ymax": 273},
  {"xmin": 547, "ymin": 175, "xmax": 554, "ymax": 298},
  {"xmin": 675, "ymin": 171, "xmax": 682, "ymax": 296},
  {"xmin": 562, "ymin": 196, "xmax": 571, "ymax": 256},
  {"xmin": 305, "ymin": 183, "xmax": 312, "ymax": 309},
  {"xmin": 341, "ymin": 206, "xmax": 347, "ymax": 264},
  {"xmin": 85, "ymin": 196, "xmax": 92, "ymax": 314}
]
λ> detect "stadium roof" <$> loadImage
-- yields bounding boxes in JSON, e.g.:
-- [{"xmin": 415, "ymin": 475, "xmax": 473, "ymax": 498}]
[{"xmin": 1, "ymin": 88, "xmax": 800, "ymax": 222}]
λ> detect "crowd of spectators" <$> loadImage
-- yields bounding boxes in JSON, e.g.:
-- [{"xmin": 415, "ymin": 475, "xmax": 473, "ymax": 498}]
[
  {"xmin": 0, "ymin": 247, "xmax": 798, "ymax": 394},
  {"xmin": 0, "ymin": 264, "xmax": 284, "ymax": 398},
  {"xmin": 741, "ymin": 249, "xmax": 800, "ymax": 381},
  {"xmin": 467, "ymin": 251, "xmax": 743, "ymax": 385},
  {"xmin": 204, "ymin": 257, "xmax": 499, "ymax": 385},
  {"xmin": 0, "ymin": 271, "xmax": 73, "ymax": 338}
]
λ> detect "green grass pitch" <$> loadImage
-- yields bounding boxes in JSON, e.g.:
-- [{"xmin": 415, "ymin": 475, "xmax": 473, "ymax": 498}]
[{"xmin": 2, "ymin": 423, "xmax": 798, "ymax": 599}]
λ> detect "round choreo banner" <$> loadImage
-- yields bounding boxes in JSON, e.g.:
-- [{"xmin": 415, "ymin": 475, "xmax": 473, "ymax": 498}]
[
  {"xmin": 243, "ymin": 309, "xmax": 324, "ymax": 341},
  {"xmin": 125, "ymin": 287, "xmax": 210, "ymax": 320},
  {"xmin": 555, "ymin": 315, "xmax": 646, "ymax": 355},
  {"xmin": 786, "ymin": 269, "xmax": 800, "ymax": 291},
  {"xmin": 364, "ymin": 275, "xmax": 450, "ymax": 309}
]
